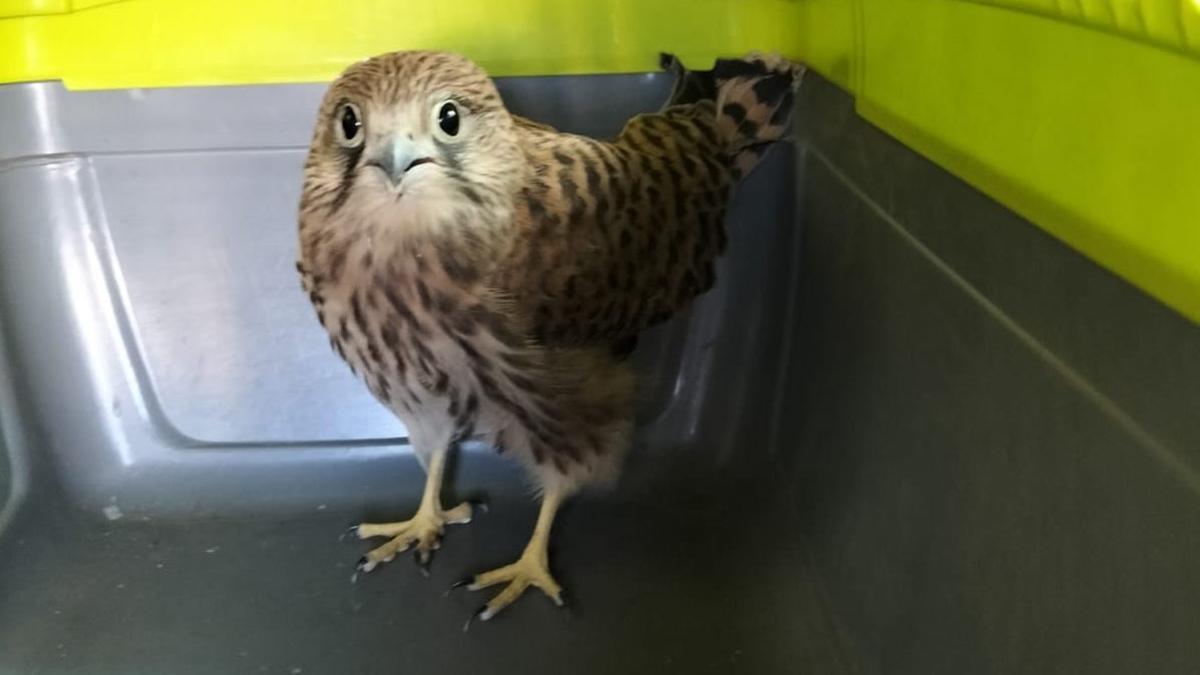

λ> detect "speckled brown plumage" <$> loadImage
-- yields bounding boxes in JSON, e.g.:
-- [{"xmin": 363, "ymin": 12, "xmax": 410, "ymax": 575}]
[
  {"xmin": 500, "ymin": 55, "xmax": 799, "ymax": 348},
  {"xmin": 296, "ymin": 49, "xmax": 803, "ymax": 621}
]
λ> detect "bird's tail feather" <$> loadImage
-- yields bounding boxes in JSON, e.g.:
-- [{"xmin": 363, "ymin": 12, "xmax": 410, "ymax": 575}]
[
  {"xmin": 659, "ymin": 52, "xmax": 717, "ymax": 108},
  {"xmin": 660, "ymin": 51, "xmax": 805, "ymax": 177}
]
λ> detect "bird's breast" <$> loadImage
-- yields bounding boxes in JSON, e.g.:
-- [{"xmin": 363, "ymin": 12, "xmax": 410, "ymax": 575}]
[{"xmin": 299, "ymin": 240, "xmax": 519, "ymax": 448}]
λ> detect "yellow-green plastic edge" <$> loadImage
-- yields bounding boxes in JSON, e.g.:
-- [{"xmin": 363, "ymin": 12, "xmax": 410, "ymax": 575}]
[
  {"xmin": 0, "ymin": 0, "xmax": 807, "ymax": 85},
  {"xmin": 795, "ymin": 0, "xmax": 1199, "ymax": 324},
  {"xmin": 2, "ymin": 0, "xmax": 1197, "ymax": 323}
]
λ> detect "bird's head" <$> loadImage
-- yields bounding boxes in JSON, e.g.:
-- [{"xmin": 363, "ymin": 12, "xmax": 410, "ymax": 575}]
[{"xmin": 300, "ymin": 51, "xmax": 522, "ymax": 245}]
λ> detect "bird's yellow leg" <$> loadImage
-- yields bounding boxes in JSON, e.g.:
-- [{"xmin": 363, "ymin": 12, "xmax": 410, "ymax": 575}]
[
  {"xmin": 352, "ymin": 447, "xmax": 476, "ymax": 576},
  {"xmin": 459, "ymin": 486, "xmax": 565, "ymax": 625}
]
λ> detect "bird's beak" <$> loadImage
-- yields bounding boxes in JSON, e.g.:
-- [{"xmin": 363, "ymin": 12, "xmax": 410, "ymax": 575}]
[
  {"xmin": 390, "ymin": 138, "xmax": 418, "ymax": 184},
  {"xmin": 368, "ymin": 136, "xmax": 435, "ymax": 187}
]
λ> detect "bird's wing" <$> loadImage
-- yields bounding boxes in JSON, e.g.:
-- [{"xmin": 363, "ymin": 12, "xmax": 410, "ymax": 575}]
[
  {"xmin": 512, "ymin": 114, "xmax": 557, "ymax": 134},
  {"xmin": 492, "ymin": 54, "xmax": 803, "ymax": 351}
]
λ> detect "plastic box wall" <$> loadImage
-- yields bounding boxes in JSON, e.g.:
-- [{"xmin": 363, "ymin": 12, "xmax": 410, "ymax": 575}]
[{"xmin": 1, "ymin": 71, "xmax": 1198, "ymax": 673}]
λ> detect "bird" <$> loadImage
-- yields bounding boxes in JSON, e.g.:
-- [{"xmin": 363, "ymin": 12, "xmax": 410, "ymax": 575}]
[{"xmin": 296, "ymin": 49, "xmax": 803, "ymax": 624}]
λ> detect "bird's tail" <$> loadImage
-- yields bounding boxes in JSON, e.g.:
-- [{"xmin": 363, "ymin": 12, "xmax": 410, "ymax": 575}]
[{"xmin": 660, "ymin": 52, "xmax": 805, "ymax": 177}]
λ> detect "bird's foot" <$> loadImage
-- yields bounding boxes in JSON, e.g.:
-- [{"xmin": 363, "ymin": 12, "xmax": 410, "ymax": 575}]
[
  {"xmin": 350, "ymin": 500, "xmax": 478, "ymax": 578},
  {"xmin": 456, "ymin": 550, "xmax": 564, "ymax": 628}
]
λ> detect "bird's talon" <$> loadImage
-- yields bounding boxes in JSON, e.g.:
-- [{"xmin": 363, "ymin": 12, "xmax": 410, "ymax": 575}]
[
  {"xmin": 462, "ymin": 605, "xmax": 489, "ymax": 632},
  {"xmin": 415, "ymin": 550, "xmax": 432, "ymax": 578},
  {"xmin": 556, "ymin": 591, "xmax": 576, "ymax": 619},
  {"xmin": 443, "ymin": 576, "xmax": 472, "ymax": 597}
]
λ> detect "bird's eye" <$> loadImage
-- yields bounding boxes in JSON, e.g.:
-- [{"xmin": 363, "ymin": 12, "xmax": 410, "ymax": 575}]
[
  {"xmin": 335, "ymin": 102, "xmax": 363, "ymax": 147},
  {"xmin": 437, "ymin": 101, "xmax": 460, "ymax": 136}
]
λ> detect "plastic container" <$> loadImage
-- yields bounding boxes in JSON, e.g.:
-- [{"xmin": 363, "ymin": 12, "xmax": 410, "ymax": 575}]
[{"xmin": 1, "ymin": 1, "xmax": 1197, "ymax": 672}]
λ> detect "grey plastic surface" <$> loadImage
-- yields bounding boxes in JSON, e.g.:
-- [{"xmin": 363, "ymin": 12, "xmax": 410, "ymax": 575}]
[
  {"xmin": 0, "ymin": 73, "xmax": 741, "ymax": 518},
  {"xmin": 0, "ymin": 72, "xmax": 845, "ymax": 673},
  {"xmin": 3, "ymin": 71, "xmax": 1199, "ymax": 674},
  {"xmin": 786, "ymin": 77, "xmax": 1200, "ymax": 674}
]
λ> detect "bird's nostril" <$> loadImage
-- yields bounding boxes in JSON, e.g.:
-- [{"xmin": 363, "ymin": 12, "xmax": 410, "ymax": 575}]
[{"xmin": 406, "ymin": 157, "xmax": 435, "ymax": 172}]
